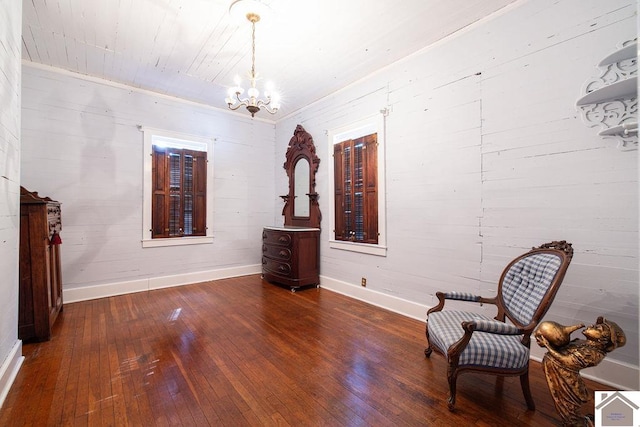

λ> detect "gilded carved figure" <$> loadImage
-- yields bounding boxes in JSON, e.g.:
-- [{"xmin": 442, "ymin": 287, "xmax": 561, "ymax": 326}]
[{"xmin": 534, "ymin": 317, "xmax": 626, "ymax": 427}]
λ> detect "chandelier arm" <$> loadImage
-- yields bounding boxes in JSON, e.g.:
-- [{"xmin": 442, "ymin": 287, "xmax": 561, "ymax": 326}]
[
  {"xmin": 227, "ymin": 103, "xmax": 245, "ymax": 111},
  {"xmin": 227, "ymin": 92, "xmax": 249, "ymax": 110},
  {"xmin": 262, "ymin": 105, "xmax": 278, "ymax": 114},
  {"xmin": 256, "ymin": 98, "xmax": 271, "ymax": 107},
  {"xmin": 236, "ymin": 92, "xmax": 247, "ymax": 103},
  {"xmin": 256, "ymin": 97, "xmax": 279, "ymax": 114}
]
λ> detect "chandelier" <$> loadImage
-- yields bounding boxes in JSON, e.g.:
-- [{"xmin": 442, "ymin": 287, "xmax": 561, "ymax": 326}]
[{"xmin": 225, "ymin": 1, "xmax": 280, "ymax": 117}]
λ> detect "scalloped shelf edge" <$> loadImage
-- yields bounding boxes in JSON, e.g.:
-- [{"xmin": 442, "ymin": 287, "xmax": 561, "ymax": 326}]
[
  {"xmin": 576, "ymin": 76, "xmax": 637, "ymax": 106},
  {"xmin": 598, "ymin": 42, "xmax": 637, "ymax": 66},
  {"xmin": 598, "ymin": 122, "xmax": 638, "ymax": 137}
]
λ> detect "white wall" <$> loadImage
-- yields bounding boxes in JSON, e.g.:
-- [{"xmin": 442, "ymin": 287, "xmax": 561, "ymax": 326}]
[
  {"xmin": 0, "ymin": 0, "xmax": 24, "ymax": 409},
  {"xmin": 20, "ymin": 64, "xmax": 277, "ymax": 300},
  {"xmin": 277, "ymin": 0, "xmax": 638, "ymax": 388}
]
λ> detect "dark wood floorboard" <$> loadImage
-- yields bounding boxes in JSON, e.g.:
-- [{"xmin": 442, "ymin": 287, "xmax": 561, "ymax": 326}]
[{"xmin": 1, "ymin": 274, "xmax": 611, "ymax": 426}]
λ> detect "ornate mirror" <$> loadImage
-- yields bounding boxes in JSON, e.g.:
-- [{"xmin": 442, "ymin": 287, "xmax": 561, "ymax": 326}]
[
  {"xmin": 281, "ymin": 125, "xmax": 321, "ymax": 228},
  {"xmin": 293, "ymin": 158, "xmax": 310, "ymax": 217}
]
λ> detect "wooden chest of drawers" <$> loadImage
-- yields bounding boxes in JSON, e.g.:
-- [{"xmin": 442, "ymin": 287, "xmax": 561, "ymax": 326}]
[
  {"xmin": 262, "ymin": 226, "xmax": 320, "ymax": 291},
  {"xmin": 19, "ymin": 187, "xmax": 63, "ymax": 342}
]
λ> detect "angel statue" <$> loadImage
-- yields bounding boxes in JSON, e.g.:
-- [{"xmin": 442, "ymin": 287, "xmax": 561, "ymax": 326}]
[{"xmin": 534, "ymin": 316, "xmax": 626, "ymax": 427}]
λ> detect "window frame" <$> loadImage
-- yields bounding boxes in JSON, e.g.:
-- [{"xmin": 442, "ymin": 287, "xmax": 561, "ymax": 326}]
[
  {"xmin": 333, "ymin": 134, "xmax": 378, "ymax": 244},
  {"xmin": 141, "ymin": 126, "xmax": 214, "ymax": 248},
  {"xmin": 151, "ymin": 145, "xmax": 207, "ymax": 239},
  {"xmin": 328, "ymin": 115, "xmax": 387, "ymax": 256}
]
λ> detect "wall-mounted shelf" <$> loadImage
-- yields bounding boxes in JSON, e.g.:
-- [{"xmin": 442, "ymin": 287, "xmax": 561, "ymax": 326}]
[
  {"xmin": 598, "ymin": 122, "xmax": 638, "ymax": 137},
  {"xmin": 598, "ymin": 43, "xmax": 636, "ymax": 66},
  {"xmin": 576, "ymin": 76, "xmax": 637, "ymax": 106},
  {"xmin": 576, "ymin": 40, "xmax": 637, "ymax": 151}
]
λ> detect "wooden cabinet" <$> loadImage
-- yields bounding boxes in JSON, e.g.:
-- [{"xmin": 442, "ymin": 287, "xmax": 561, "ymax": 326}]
[
  {"xmin": 262, "ymin": 227, "xmax": 320, "ymax": 292},
  {"xmin": 19, "ymin": 187, "xmax": 63, "ymax": 342}
]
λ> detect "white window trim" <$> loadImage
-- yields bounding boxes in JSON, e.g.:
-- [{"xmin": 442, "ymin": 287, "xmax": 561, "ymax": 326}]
[
  {"xmin": 140, "ymin": 126, "xmax": 214, "ymax": 248},
  {"xmin": 327, "ymin": 114, "xmax": 387, "ymax": 256}
]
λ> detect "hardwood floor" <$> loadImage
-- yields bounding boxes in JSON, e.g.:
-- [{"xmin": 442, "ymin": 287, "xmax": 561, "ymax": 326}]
[{"xmin": 1, "ymin": 275, "xmax": 609, "ymax": 426}]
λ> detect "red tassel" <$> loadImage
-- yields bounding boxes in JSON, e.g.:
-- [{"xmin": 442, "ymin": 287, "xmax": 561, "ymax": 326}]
[{"xmin": 50, "ymin": 232, "xmax": 62, "ymax": 245}]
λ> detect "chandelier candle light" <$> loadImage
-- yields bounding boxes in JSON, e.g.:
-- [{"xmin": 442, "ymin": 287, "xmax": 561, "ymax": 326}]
[{"xmin": 225, "ymin": 1, "xmax": 280, "ymax": 117}]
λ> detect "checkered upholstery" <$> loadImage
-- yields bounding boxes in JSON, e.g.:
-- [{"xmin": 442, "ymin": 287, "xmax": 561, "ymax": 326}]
[
  {"xmin": 428, "ymin": 310, "xmax": 529, "ymax": 369},
  {"xmin": 502, "ymin": 253, "xmax": 562, "ymax": 325}
]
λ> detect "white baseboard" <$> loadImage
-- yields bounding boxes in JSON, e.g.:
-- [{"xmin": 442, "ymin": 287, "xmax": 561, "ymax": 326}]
[
  {"xmin": 320, "ymin": 275, "xmax": 640, "ymax": 391},
  {"xmin": 530, "ymin": 347, "xmax": 639, "ymax": 391},
  {"xmin": 0, "ymin": 340, "xmax": 24, "ymax": 410},
  {"xmin": 320, "ymin": 276, "xmax": 429, "ymax": 321},
  {"xmin": 63, "ymin": 264, "xmax": 262, "ymax": 303}
]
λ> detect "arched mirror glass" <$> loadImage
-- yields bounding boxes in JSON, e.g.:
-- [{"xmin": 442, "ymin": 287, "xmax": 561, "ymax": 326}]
[{"xmin": 294, "ymin": 158, "xmax": 310, "ymax": 217}]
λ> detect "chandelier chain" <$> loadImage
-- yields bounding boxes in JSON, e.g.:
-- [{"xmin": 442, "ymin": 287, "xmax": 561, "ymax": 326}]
[{"xmin": 251, "ymin": 20, "xmax": 256, "ymax": 84}]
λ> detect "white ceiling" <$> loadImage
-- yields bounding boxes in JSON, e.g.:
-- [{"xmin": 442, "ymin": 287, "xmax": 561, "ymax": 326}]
[{"xmin": 22, "ymin": 0, "xmax": 517, "ymax": 119}]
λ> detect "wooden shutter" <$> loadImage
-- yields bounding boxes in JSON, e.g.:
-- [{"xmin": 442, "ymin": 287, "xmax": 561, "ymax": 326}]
[
  {"xmin": 168, "ymin": 150, "xmax": 182, "ymax": 236},
  {"xmin": 182, "ymin": 152, "xmax": 194, "ymax": 235},
  {"xmin": 362, "ymin": 134, "xmax": 378, "ymax": 244},
  {"xmin": 334, "ymin": 142, "xmax": 346, "ymax": 240},
  {"xmin": 192, "ymin": 150, "xmax": 207, "ymax": 236},
  {"xmin": 152, "ymin": 146, "xmax": 169, "ymax": 238},
  {"xmin": 152, "ymin": 146, "xmax": 207, "ymax": 238}
]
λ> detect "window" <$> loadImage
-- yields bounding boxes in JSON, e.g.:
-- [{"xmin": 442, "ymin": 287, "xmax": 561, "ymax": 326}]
[
  {"xmin": 334, "ymin": 134, "xmax": 378, "ymax": 244},
  {"xmin": 328, "ymin": 115, "xmax": 387, "ymax": 256},
  {"xmin": 151, "ymin": 146, "xmax": 206, "ymax": 238},
  {"xmin": 141, "ymin": 127, "xmax": 214, "ymax": 248}
]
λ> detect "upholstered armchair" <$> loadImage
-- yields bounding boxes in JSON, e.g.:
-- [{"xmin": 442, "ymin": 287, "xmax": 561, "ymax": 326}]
[{"xmin": 424, "ymin": 241, "xmax": 574, "ymax": 411}]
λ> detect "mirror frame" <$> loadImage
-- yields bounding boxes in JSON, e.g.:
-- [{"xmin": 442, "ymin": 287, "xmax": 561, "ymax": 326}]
[{"xmin": 281, "ymin": 125, "xmax": 321, "ymax": 228}]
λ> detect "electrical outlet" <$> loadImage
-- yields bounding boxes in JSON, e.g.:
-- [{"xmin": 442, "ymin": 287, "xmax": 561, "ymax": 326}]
[{"xmin": 361, "ymin": 277, "xmax": 367, "ymax": 287}]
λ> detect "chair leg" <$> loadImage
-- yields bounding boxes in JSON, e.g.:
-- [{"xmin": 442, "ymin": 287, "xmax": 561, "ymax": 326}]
[
  {"xmin": 425, "ymin": 323, "xmax": 432, "ymax": 357},
  {"xmin": 447, "ymin": 365, "xmax": 458, "ymax": 411},
  {"xmin": 520, "ymin": 370, "xmax": 536, "ymax": 410}
]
